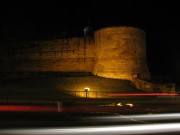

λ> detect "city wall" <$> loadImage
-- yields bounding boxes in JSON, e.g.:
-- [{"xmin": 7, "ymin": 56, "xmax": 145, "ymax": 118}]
[{"xmin": 0, "ymin": 26, "xmax": 150, "ymax": 81}]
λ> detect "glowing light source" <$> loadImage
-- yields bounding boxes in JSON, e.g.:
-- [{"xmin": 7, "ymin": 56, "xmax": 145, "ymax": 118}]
[
  {"xmin": 126, "ymin": 103, "xmax": 133, "ymax": 107},
  {"xmin": 117, "ymin": 103, "xmax": 123, "ymax": 106},
  {"xmin": 84, "ymin": 87, "xmax": 90, "ymax": 98},
  {"xmin": 84, "ymin": 87, "xmax": 90, "ymax": 91}
]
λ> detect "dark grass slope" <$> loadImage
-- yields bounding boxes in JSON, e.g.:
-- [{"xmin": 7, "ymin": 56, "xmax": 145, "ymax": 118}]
[{"xmin": 0, "ymin": 73, "xmax": 143, "ymax": 102}]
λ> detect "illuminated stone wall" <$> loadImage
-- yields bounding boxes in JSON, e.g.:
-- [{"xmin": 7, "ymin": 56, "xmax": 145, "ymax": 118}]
[
  {"xmin": 0, "ymin": 26, "xmax": 150, "ymax": 81},
  {"xmin": 93, "ymin": 27, "xmax": 150, "ymax": 80}
]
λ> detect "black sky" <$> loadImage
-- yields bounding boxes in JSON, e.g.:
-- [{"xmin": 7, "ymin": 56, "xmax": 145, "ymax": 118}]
[
  {"xmin": 1, "ymin": 0, "xmax": 180, "ymax": 76},
  {"xmin": 1, "ymin": 1, "xmax": 179, "ymax": 37}
]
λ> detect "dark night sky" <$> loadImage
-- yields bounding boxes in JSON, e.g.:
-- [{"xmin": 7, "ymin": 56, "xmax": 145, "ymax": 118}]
[{"xmin": 1, "ymin": 0, "xmax": 180, "ymax": 76}]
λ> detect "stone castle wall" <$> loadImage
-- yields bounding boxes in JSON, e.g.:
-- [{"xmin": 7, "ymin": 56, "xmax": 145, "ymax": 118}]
[
  {"xmin": 1, "ymin": 37, "xmax": 95, "ymax": 72},
  {"xmin": 0, "ymin": 26, "xmax": 150, "ymax": 81},
  {"xmin": 93, "ymin": 27, "xmax": 150, "ymax": 80}
]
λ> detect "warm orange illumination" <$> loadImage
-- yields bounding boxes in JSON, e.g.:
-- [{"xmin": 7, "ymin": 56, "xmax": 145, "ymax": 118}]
[
  {"xmin": 126, "ymin": 103, "xmax": 134, "ymax": 107},
  {"xmin": 84, "ymin": 87, "xmax": 90, "ymax": 91}
]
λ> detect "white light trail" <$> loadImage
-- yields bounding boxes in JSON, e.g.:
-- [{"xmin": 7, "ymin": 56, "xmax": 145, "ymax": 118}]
[
  {"xmin": 85, "ymin": 113, "xmax": 180, "ymax": 122},
  {"xmin": 1, "ymin": 123, "xmax": 180, "ymax": 135}
]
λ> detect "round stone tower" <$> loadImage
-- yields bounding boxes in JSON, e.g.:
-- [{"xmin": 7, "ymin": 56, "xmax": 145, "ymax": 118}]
[{"xmin": 92, "ymin": 26, "xmax": 150, "ymax": 80}]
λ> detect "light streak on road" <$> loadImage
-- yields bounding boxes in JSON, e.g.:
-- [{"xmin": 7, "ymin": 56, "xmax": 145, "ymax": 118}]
[
  {"xmin": 84, "ymin": 113, "xmax": 180, "ymax": 123},
  {"xmin": 1, "ymin": 123, "xmax": 180, "ymax": 135},
  {"xmin": 0, "ymin": 105, "xmax": 57, "ymax": 112},
  {"xmin": 108, "ymin": 93, "xmax": 179, "ymax": 97},
  {"xmin": 126, "ymin": 103, "xmax": 133, "ymax": 107},
  {"xmin": 125, "ymin": 113, "xmax": 180, "ymax": 121}
]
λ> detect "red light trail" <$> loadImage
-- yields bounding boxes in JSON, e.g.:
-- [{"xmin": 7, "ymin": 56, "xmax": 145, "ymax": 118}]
[{"xmin": 108, "ymin": 93, "xmax": 178, "ymax": 97}]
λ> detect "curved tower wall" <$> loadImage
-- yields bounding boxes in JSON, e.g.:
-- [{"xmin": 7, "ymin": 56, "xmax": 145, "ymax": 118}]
[{"xmin": 92, "ymin": 27, "xmax": 150, "ymax": 80}]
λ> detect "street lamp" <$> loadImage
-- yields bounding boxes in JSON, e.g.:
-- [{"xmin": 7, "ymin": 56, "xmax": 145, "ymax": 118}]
[{"xmin": 84, "ymin": 87, "xmax": 90, "ymax": 98}]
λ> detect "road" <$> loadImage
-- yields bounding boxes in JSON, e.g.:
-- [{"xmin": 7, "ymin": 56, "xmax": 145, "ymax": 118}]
[{"xmin": 0, "ymin": 96, "xmax": 180, "ymax": 134}]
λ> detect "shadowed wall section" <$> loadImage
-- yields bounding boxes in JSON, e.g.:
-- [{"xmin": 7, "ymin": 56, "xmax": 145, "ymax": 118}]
[{"xmin": 1, "ymin": 37, "xmax": 95, "ymax": 72}]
